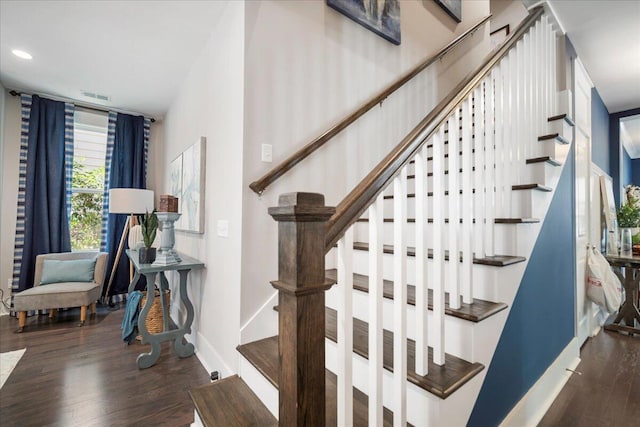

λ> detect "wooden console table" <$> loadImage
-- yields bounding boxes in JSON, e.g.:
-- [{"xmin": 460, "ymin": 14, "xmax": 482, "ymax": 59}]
[
  {"xmin": 126, "ymin": 250, "xmax": 205, "ymax": 368},
  {"xmin": 604, "ymin": 253, "xmax": 640, "ymax": 336}
]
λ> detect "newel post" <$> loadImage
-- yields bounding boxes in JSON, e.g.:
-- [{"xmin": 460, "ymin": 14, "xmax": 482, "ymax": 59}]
[{"xmin": 268, "ymin": 192, "xmax": 336, "ymax": 426}]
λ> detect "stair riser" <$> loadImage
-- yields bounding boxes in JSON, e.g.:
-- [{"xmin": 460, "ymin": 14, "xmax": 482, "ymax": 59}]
[
  {"xmin": 239, "ymin": 357, "xmax": 279, "ymax": 419},
  {"xmin": 548, "ymin": 119, "xmax": 573, "ymax": 142},
  {"xmin": 542, "ymin": 135, "xmax": 571, "ymax": 163},
  {"xmin": 354, "ymin": 221, "xmax": 519, "ymax": 253},
  {"xmin": 350, "ymin": 249, "xmax": 520, "ymax": 303}
]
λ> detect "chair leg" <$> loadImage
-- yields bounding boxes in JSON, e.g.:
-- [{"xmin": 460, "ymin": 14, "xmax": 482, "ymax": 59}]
[
  {"xmin": 17, "ymin": 311, "xmax": 26, "ymax": 333},
  {"xmin": 90, "ymin": 302, "xmax": 97, "ymax": 316},
  {"xmin": 49, "ymin": 308, "xmax": 57, "ymax": 319},
  {"xmin": 79, "ymin": 305, "xmax": 87, "ymax": 326}
]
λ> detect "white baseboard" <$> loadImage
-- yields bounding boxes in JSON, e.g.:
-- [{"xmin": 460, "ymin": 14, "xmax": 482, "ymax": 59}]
[
  {"xmin": 500, "ymin": 337, "xmax": 580, "ymax": 427},
  {"xmin": 192, "ymin": 330, "xmax": 235, "ymax": 380}
]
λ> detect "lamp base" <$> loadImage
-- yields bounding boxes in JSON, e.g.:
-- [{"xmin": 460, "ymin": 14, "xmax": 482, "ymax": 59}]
[{"xmin": 153, "ymin": 249, "xmax": 181, "ymax": 265}]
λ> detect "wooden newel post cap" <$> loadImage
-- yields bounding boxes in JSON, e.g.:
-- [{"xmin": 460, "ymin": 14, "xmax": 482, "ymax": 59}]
[{"xmin": 268, "ymin": 192, "xmax": 336, "ymax": 222}]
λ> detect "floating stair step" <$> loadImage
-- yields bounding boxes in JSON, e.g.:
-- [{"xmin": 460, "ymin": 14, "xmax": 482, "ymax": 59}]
[
  {"xmin": 325, "ymin": 269, "xmax": 508, "ymax": 322},
  {"xmin": 512, "ymin": 183, "xmax": 552, "ymax": 192},
  {"xmin": 526, "ymin": 156, "xmax": 561, "ymax": 166},
  {"xmin": 190, "ymin": 375, "xmax": 277, "ymax": 427},
  {"xmin": 352, "ymin": 241, "xmax": 526, "ymax": 267},
  {"xmin": 356, "ymin": 217, "xmax": 539, "ymax": 225},
  {"xmin": 537, "ymin": 133, "xmax": 569, "ymax": 144},
  {"xmin": 237, "ymin": 337, "xmax": 403, "ymax": 426},
  {"xmin": 548, "ymin": 113, "xmax": 575, "ymax": 127},
  {"xmin": 324, "ymin": 307, "xmax": 484, "ymax": 399}
]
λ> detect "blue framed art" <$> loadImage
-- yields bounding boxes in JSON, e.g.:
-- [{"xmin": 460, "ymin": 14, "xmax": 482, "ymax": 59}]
[
  {"xmin": 434, "ymin": 0, "xmax": 462, "ymax": 23},
  {"xmin": 327, "ymin": 0, "xmax": 401, "ymax": 45}
]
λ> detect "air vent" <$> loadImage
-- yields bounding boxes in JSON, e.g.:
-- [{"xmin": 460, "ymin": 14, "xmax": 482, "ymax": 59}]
[{"xmin": 81, "ymin": 90, "xmax": 110, "ymax": 102}]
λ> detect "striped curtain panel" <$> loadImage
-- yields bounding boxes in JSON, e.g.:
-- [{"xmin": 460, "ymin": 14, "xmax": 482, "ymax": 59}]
[{"xmin": 11, "ymin": 94, "xmax": 74, "ymax": 293}]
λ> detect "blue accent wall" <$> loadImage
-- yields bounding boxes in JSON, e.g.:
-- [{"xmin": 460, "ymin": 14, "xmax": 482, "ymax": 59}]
[
  {"xmin": 591, "ymin": 88, "xmax": 609, "ymax": 174},
  {"xmin": 622, "ymin": 145, "xmax": 632, "ymax": 188},
  {"xmin": 610, "ymin": 108, "xmax": 640, "ymax": 206},
  {"xmin": 632, "ymin": 159, "xmax": 640, "ymax": 185},
  {"xmin": 468, "ymin": 145, "xmax": 576, "ymax": 427}
]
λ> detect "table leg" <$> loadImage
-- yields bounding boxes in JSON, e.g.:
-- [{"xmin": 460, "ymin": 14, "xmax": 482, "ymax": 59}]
[
  {"xmin": 136, "ymin": 272, "xmax": 162, "ymax": 369},
  {"xmin": 127, "ymin": 271, "xmax": 141, "ymax": 295},
  {"xmin": 159, "ymin": 272, "xmax": 170, "ymax": 332},
  {"xmin": 173, "ymin": 269, "xmax": 195, "ymax": 358}
]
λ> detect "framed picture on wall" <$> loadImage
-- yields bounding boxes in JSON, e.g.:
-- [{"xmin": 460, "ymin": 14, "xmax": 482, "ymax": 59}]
[
  {"xmin": 433, "ymin": 0, "xmax": 462, "ymax": 23},
  {"xmin": 327, "ymin": 0, "xmax": 401, "ymax": 45},
  {"xmin": 600, "ymin": 175, "xmax": 618, "ymax": 254},
  {"xmin": 176, "ymin": 137, "xmax": 206, "ymax": 234}
]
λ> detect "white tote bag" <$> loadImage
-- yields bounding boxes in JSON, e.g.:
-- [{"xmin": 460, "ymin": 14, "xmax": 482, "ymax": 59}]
[{"xmin": 586, "ymin": 247, "xmax": 623, "ymax": 313}]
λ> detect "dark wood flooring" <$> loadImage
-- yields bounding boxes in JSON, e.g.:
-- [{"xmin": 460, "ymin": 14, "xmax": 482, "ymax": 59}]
[
  {"xmin": 539, "ymin": 330, "xmax": 640, "ymax": 427},
  {"xmin": 0, "ymin": 306, "xmax": 210, "ymax": 427}
]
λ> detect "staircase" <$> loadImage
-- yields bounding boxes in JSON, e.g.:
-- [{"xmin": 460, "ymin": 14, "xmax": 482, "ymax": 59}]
[{"xmin": 191, "ymin": 7, "xmax": 574, "ymax": 427}]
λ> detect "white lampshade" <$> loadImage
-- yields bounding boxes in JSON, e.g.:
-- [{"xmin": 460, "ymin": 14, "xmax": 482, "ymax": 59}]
[{"xmin": 108, "ymin": 188, "xmax": 154, "ymax": 214}]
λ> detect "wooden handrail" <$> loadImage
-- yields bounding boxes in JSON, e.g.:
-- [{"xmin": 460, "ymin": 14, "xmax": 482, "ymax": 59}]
[
  {"xmin": 249, "ymin": 14, "xmax": 492, "ymax": 196},
  {"xmin": 324, "ymin": 6, "xmax": 545, "ymax": 251}
]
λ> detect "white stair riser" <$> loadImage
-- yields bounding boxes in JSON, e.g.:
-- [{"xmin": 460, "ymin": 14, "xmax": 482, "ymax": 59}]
[
  {"xmin": 239, "ymin": 357, "xmax": 279, "ymax": 419},
  {"xmin": 548, "ymin": 119, "xmax": 573, "ymax": 142}
]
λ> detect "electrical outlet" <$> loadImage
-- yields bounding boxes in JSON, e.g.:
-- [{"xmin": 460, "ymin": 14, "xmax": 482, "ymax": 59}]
[
  {"xmin": 210, "ymin": 371, "xmax": 220, "ymax": 382},
  {"xmin": 216, "ymin": 220, "xmax": 229, "ymax": 238}
]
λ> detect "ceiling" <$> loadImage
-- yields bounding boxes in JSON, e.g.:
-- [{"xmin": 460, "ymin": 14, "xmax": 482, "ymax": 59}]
[
  {"xmin": 0, "ymin": 1, "xmax": 639, "ymax": 121},
  {"xmin": 0, "ymin": 0, "xmax": 226, "ymax": 118}
]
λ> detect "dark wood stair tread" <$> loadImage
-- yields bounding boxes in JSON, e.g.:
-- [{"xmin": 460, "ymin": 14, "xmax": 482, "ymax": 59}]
[
  {"xmin": 324, "ymin": 307, "xmax": 484, "ymax": 399},
  {"xmin": 237, "ymin": 337, "xmax": 403, "ymax": 426},
  {"xmin": 526, "ymin": 156, "xmax": 561, "ymax": 166},
  {"xmin": 356, "ymin": 217, "xmax": 539, "ymax": 224},
  {"xmin": 352, "ymin": 241, "xmax": 526, "ymax": 267},
  {"xmin": 190, "ymin": 375, "xmax": 277, "ymax": 427},
  {"xmin": 548, "ymin": 113, "xmax": 575, "ymax": 126},
  {"xmin": 537, "ymin": 133, "xmax": 569, "ymax": 144},
  {"xmin": 325, "ymin": 269, "xmax": 507, "ymax": 322},
  {"xmin": 512, "ymin": 183, "xmax": 552, "ymax": 192}
]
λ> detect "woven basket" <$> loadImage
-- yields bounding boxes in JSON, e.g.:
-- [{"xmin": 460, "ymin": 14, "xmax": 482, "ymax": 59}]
[{"xmin": 136, "ymin": 288, "xmax": 170, "ymax": 340}]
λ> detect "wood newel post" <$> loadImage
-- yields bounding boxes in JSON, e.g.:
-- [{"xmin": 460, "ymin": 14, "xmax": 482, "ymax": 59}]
[{"xmin": 268, "ymin": 192, "xmax": 336, "ymax": 427}]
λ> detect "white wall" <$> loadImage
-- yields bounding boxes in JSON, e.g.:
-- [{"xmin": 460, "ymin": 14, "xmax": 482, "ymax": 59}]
[
  {"xmin": 239, "ymin": 0, "xmax": 491, "ymax": 337},
  {"xmin": 161, "ymin": 0, "xmax": 245, "ymax": 376},
  {"xmin": 490, "ymin": 0, "xmax": 528, "ymax": 33}
]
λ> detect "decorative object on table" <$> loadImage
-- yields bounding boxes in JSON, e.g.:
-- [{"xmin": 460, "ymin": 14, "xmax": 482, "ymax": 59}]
[
  {"xmin": 327, "ymin": 0, "xmax": 401, "ymax": 45},
  {"xmin": 433, "ymin": 0, "xmax": 461, "ymax": 23},
  {"xmin": 617, "ymin": 190, "xmax": 640, "ymax": 257},
  {"xmin": 173, "ymin": 137, "xmax": 206, "ymax": 233},
  {"xmin": 139, "ymin": 210, "xmax": 158, "ymax": 264},
  {"xmin": 600, "ymin": 175, "xmax": 619, "ymax": 254},
  {"xmin": 153, "ymin": 212, "xmax": 182, "ymax": 265},
  {"xmin": 490, "ymin": 24, "xmax": 509, "ymax": 50},
  {"xmin": 159, "ymin": 195, "xmax": 179, "ymax": 213},
  {"xmin": 103, "ymin": 188, "xmax": 154, "ymax": 299}
]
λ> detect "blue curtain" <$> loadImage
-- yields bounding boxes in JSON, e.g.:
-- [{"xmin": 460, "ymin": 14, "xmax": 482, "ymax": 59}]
[
  {"xmin": 13, "ymin": 95, "xmax": 74, "ymax": 292},
  {"xmin": 101, "ymin": 112, "xmax": 150, "ymax": 296}
]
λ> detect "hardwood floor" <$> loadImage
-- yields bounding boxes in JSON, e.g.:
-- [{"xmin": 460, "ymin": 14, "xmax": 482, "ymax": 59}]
[
  {"xmin": 539, "ymin": 330, "xmax": 640, "ymax": 427},
  {"xmin": 0, "ymin": 305, "xmax": 209, "ymax": 427}
]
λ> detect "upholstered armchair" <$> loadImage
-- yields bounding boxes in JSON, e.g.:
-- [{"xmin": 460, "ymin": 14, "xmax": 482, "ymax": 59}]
[{"xmin": 13, "ymin": 252, "xmax": 108, "ymax": 332}]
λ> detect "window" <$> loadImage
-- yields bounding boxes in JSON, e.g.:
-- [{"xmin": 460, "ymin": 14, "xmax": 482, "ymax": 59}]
[{"xmin": 71, "ymin": 110, "xmax": 108, "ymax": 251}]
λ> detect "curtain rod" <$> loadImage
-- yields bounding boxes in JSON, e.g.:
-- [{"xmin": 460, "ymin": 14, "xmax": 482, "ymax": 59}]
[{"xmin": 8, "ymin": 90, "xmax": 156, "ymax": 123}]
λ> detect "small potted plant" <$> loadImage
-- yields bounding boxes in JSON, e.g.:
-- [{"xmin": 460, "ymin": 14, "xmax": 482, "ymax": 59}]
[{"xmin": 139, "ymin": 210, "xmax": 158, "ymax": 264}]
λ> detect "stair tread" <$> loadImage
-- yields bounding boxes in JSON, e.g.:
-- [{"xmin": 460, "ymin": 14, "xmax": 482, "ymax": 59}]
[
  {"xmin": 526, "ymin": 156, "xmax": 561, "ymax": 166},
  {"xmin": 324, "ymin": 307, "xmax": 484, "ymax": 399},
  {"xmin": 548, "ymin": 113, "xmax": 575, "ymax": 126},
  {"xmin": 537, "ymin": 133, "xmax": 569, "ymax": 144},
  {"xmin": 325, "ymin": 269, "xmax": 508, "ymax": 322},
  {"xmin": 352, "ymin": 241, "xmax": 526, "ymax": 267},
  {"xmin": 383, "ymin": 189, "xmax": 476, "ymax": 199},
  {"xmin": 237, "ymin": 337, "xmax": 402, "ymax": 426},
  {"xmin": 356, "ymin": 217, "xmax": 539, "ymax": 224},
  {"xmin": 512, "ymin": 183, "xmax": 552, "ymax": 192},
  {"xmin": 190, "ymin": 375, "xmax": 277, "ymax": 427}
]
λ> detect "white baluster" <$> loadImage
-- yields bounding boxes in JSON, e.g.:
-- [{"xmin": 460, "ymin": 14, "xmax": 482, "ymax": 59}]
[
  {"xmin": 474, "ymin": 84, "xmax": 486, "ymax": 257},
  {"xmin": 508, "ymin": 48, "xmax": 518, "ymax": 214},
  {"xmin": 516, "ymin": 39, "xmax": 525, "ymax": 184},
  {"xmin": 461, "ymin": 98, "xmax": 474, "ymax": 304},
  {"xmin": 337, "ymin": 228, "xmax": 353, "ymax": 427},
  {"xmin": 432, "ymin": 126, "xmax": 445, "ymax": 366},
  {"xmin": 393, "ymin": 167, "xmax": 407, "ymax": 427},
  {"xmin": 448, "ymin": 113, "xmax": 461, "ymax": 309},
  {"xmin": 494, "ymin": 60, "xmax": 505, "ymax": 219},
  {"xmin": 368, "ymin": 194, "xmax": 384, "ymax": 427},
  {"xmin": 485, "ymin": 74, "xmax": 495, "ymax": 257},
  {"xmin": 415, "ymin": 144, "xmax": 429, "ymax": 375}
]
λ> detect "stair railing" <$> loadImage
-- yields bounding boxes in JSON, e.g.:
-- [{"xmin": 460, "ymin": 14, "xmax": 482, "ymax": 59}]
[
  {"xmin": 251, "ymin": 14, "xmax": 491, "ymax": 196},
  {"xmin": 268, "ymin": 5, "xmax": 557, "ymax": 426}
]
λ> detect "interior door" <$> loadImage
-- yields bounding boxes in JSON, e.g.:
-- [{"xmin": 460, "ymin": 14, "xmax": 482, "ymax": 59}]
[{"xmin": 574, "ymin": 59, "xmax": 593, "ymax": 346}]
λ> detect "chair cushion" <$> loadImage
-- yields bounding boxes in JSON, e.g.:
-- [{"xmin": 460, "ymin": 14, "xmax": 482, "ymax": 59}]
[
  {"xmin": 40, "ymin": 257, "xmax": 96, "ymax": 285},
  {"xmin": 13, "ymin": 282, "xmax": 102, "ymax": 312}
]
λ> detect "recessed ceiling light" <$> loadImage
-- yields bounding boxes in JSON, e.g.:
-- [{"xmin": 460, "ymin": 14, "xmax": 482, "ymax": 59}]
[{"xmin": 12, "ymin": 49, "xmax": 32, "ymax": 60}]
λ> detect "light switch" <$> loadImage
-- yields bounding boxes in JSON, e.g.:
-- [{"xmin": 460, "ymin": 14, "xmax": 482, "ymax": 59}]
[
  {"xmin": 216, "ymin": 220, "xmax": 229, "ymax": 238},
  {"xmin": 261, "ymin": 144, "xmax": 272, "ymax": 163}
]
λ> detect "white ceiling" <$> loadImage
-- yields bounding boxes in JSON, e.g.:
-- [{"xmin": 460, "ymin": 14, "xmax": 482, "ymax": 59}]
[{"xmin": 0, "ymin": 0, "xmax": 227, "ymax": 118}]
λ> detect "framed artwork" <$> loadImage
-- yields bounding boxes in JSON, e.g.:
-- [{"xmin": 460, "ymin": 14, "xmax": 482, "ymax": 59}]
[
  {"xmin": 327, "ymin": 0, "xmax": 401, "ymax": 45},
  {"xmin": 176, "ymin": 137, "xmax": 206, "ymax": 234},
  {"xmin": 169, "ymin": 154, "xmax": 182, "ymax": 199},
  {"xmin": 434, "ymin": 0, "xmax": 461, "ymax": 23},
  {"xmin": 600, "ymin": 174, "xmax": 618, "ymax": 254},
  {"xmin": 490, "ymin": 24, "xmax": 510, "ymax": 50}
]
